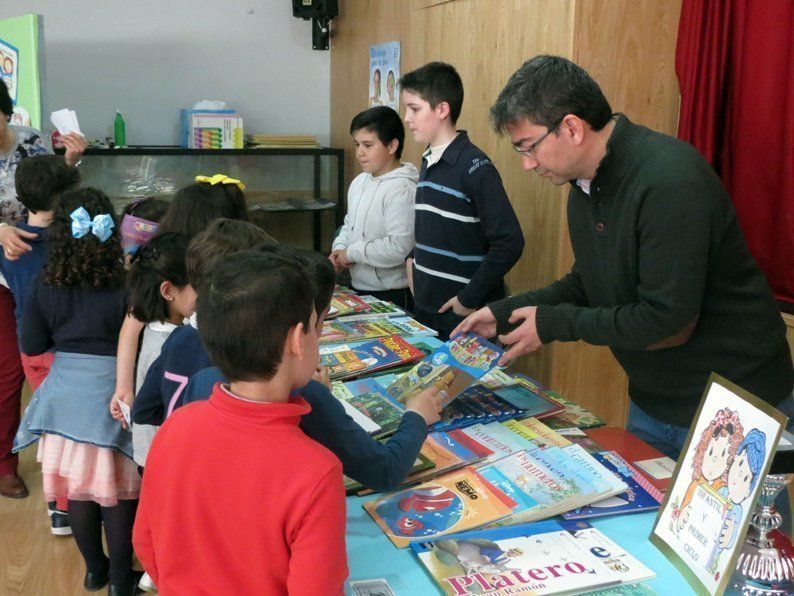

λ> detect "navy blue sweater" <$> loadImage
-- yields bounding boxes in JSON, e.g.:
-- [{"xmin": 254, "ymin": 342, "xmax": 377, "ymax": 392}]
[
  {"xmin": 21, "ymin": 278, "xmax": 126, "ymax": 357},
  {"xmin": 132, "ymin": 325, "xmax": 211, "ymax": 425},
  {"xmin": 182, "ymin": 368, "xmax": 428, "ymax": 492},
  {"xmin": 0, "ymin": 223, "xmax": 49, "ymax": 343},
  {"xmin": 412, "ymin": 131, "xmax": 524, "ymax": 311}
]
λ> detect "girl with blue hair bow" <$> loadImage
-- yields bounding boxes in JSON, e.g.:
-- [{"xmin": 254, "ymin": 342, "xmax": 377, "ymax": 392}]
[{"xmin": 13, "ymin": 187, "xmax": 142, "ymax": 595}]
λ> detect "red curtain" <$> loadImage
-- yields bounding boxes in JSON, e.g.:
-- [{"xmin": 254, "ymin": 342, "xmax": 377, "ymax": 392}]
[{"xmin": 676, "ymin": 0, "xmax": 794, "ymax": 304}]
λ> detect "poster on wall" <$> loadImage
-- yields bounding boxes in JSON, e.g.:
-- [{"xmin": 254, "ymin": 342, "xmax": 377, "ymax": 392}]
[
  {"xmin": 0, "ymin": 14, "xmax": 43, "ymax": 128},
  {"xmin": 650, "ymin": 374, "xmax": 786, "ymax": 595},
  {"xmin": 369, "ymin": 41, "xmax": 400, "ymax": 112}
]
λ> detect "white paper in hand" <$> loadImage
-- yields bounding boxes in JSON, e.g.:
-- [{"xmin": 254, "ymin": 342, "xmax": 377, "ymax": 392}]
[
  {"xmin": 116, "ymin": 399, "xmax": 132, "ymax": 430},
  {"xmin": 50, "ymin": 109, "xmax": 84, "ymax": 137}
]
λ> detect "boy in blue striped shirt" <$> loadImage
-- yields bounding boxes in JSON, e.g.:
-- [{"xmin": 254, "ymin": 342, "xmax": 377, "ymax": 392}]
[{"xmin": 400, "ymin": 62, "xmax": 524, "ymax": 339}]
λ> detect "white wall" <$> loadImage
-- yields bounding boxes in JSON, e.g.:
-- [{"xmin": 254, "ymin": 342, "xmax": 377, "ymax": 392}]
[{"xmin": 0, "ymin": 1, "xmax": 330, "ymax": 145}]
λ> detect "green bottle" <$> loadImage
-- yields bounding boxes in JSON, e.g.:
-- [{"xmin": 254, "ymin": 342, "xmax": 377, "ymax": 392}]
[{"xmin": 113, "ymin": 110, "xmax": 126, "ymax": 147}]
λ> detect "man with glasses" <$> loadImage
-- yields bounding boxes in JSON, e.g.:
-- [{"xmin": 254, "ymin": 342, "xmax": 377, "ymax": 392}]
[{"xmin": 454, "ymin": 55, "xmax": 793, "ymax": 459}]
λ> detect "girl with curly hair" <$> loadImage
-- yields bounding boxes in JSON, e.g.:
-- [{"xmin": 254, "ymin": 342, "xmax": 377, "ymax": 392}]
[
  {"xmin": 674, "ymin": 407, "xmax": 744, "ymax": 533},
  {"xmin": 13, "ymin": 187, "xmax": 142, "ymax": 594}
]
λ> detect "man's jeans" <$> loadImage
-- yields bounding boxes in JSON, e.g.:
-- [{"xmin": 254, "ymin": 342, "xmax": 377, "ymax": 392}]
[{"xmin": 627, "ymin": 392, "xmax": 794, "ymax": 462}]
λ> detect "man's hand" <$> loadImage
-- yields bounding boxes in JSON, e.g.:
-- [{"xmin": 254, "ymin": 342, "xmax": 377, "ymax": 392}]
[
  {"xmin": 405, "ymin": 385, "xmax": 444, "ymax": 425},
  {"xmin": 497, "ymin": 306, "xmax": 542, "ymax": 366},
  {"xmin": 0, "ymin": 225, "xmax": 36, "ymax": 260},
  {"xmin": 405, "ymin": 258, "xmax": 414, "ymax": 295},
  {"xmin": 62, "ymin": 132, "xmax": 87, "ymax": 167},
  {"xmin": 438, "ymin": 296, "xmax": 476, "ymax": 318},
  {"xmin": 451, "ymin": 306, "xmax": 497, "ymax": 339}
]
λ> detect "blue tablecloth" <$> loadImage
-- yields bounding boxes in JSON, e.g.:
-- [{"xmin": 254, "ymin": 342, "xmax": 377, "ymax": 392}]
[{"xmin": 345, "ymin": 495, "xmax": 691, "ymax": 594}]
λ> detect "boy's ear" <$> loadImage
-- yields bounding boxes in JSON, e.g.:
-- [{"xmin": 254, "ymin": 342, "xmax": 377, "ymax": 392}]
[
  {"xmin": 286, "ymin": 322, "xmax": 305, "ymax": 359},
  {"xmin": 387, "ymin": 138, "xmax": 399, "ymax": 156},
  {"xmin": 435, "ymin": 101, "xmax": 451, "ymax": 121}
]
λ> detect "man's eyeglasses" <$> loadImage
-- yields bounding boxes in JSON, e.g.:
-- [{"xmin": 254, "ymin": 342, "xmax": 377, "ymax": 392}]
[{"xmin": 512, "ymin": 120, "xmax": 562, "ymax": 158}]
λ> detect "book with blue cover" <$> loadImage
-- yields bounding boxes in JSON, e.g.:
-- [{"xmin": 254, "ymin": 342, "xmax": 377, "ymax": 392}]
[
  {"xmin": 561, "ymin": 451, "xmax": 663, "ymax": 520},
  {"xmin": 320, "ymin": 334, "xmax": 425, "ymax": 380},
  {"xmin": 385, "ymin": 333, "xmax": 503, "ymax": 407}
]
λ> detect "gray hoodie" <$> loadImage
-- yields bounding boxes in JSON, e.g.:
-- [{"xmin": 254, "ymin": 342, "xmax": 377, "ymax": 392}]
[{"xmin": 333, "ymin": 162, "xmax": 418, "ymax": 291}]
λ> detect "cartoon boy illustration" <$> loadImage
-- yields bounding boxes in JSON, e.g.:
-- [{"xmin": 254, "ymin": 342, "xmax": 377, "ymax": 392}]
[
  {"xmin": 718, "ymin": 428, "xmax": 766, "ymax": 550},
  {"xmin": 433, "ymin": 538, "xmax": 523, "ymax": 577}
]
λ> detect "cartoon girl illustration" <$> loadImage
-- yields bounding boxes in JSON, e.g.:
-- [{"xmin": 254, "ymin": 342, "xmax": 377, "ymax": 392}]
[
  {"xmin": 674, "ymin": 408, "xmax": 744, "ymax": 533},
  {"xmin": 433, "ymin": 538, "xmax": 524, "ymax": 579}
]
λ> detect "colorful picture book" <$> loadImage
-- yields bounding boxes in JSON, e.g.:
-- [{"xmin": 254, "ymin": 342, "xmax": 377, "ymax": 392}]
[
  {"xmin": 320, "ymin": 335, "xmax": 425, "ymax": 380},
  {"xmin": 584, "ymin": 427, "xmax": 673, "ymax": 493},
  {"xmin": 409, "ymin": 520, "xmax": 622, "ymax": 595},
  {"xmin": 363, "ymin": 467, "xmax": 516, "ymax": 548},
  {"xmin": 561, "ymin": 451, "xmax": 664, "ymax": 520},
  {"xmin": 321, "ymin": 316, "xmax": 437, "ymax": 344},
  {"xmin": 492, "ymin": 383, "xmax": 565, "ymax": 419},
  {"xmin": 385, "ymin": 334, "xmax": 503, "ymax": 407},
  {"xmin": 327, "ymin": 289, "xmax": 370, "ymax": 319},
  {"xmin": 334, "ymin": 295, "xmax": 405, "ymax": 321},
  {"xmin": 335, "ymin": 377, "xmax": 407, "ymax": 438}
]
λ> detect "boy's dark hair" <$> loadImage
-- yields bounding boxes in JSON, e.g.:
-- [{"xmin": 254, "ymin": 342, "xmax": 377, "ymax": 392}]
[
  {"xmin": 157, "ymin": 181, "xmax": 250, "ymax": 239},
  {"xmin": 350, "ymin": 106, "xmax": 406, "ymax": 159},
  {"xmin": 122, "ymin": 196, "xmax": 170, "ymax": 223},
  {"xmin": 197, "ymin": 251, "xmax": 316, "ymax": 382},
  {"xmin": 259, "ymin": 244, "xmax": 334, "ymax": 316},
  {"xmin": 14, "ymin": 155, "xmax": 80, "ymax": 213},
  {"xmin": 399, "ymin": 62, "xmax": 464, "ymax": 124},
  {"xmin": 42, "ymin": 187, "xmax": 124, "ymax": 289},
  {"xmin": 186, "ymin": 218, "xmax": 277, "ymax": 290},
  {"xmin": 0, "ymin": 82, "xmax": 12, "ymax": 119},
  {"xmin": 491, "ymin": 55, "xmax": 613, "ymax": 134},
  {"xmin": 126, "ymin": 233, "xmax": 190, "ymax": 323}
]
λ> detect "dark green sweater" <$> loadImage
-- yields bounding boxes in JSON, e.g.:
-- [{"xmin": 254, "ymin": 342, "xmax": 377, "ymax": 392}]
[{"xmin": 490, "ymin": 115, "xmax": 793, "ymax": 427}]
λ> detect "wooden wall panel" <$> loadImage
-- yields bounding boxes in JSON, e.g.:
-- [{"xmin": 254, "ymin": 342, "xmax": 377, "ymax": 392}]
[{"xmin": 330, "ymin": 0, "xmax": 683, "ymax": 427}]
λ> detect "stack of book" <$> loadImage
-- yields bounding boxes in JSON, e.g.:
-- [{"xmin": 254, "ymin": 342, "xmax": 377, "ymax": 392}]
[{"xmin": 245, "ymin": 134, "xmax": 319, "ymax": 148}]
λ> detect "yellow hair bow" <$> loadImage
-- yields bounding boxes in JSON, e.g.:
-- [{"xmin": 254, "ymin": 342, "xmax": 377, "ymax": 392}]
[{"xmin": 195, "ymin": 174, "xmax": 246, "ymax": 191}]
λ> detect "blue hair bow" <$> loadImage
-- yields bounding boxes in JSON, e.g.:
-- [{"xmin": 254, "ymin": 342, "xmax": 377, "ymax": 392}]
[{"xmin": 70, "ymin": 207, "xmax": 115, "ymax": 243}]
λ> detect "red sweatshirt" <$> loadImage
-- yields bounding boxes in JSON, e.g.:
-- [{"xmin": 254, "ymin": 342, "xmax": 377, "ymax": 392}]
[{"xmin": 133, "ymin": 384, "xmax": 348, "ymax": 595}]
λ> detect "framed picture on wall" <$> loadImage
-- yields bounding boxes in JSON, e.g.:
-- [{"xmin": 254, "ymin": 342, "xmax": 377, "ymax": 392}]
[{"xmin": 650, "ymin": 373, "xmax": 786, "ymax": 595}]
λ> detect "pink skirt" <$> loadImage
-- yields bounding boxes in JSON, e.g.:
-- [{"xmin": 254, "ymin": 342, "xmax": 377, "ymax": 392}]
[{"xmin": 37, "ymin": 433, "xmax": 141, "ymax": 507}]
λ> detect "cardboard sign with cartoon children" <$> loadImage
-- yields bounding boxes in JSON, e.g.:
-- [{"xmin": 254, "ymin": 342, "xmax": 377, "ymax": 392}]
[{"xmin": 651, "ymin": 374, "xmax": 786, "ymax": 595}]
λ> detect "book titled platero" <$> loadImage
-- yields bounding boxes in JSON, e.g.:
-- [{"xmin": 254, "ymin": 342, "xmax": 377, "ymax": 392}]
[{"xmin": 409, "ymin": 520, "xmax": 619, "ymax": 595}]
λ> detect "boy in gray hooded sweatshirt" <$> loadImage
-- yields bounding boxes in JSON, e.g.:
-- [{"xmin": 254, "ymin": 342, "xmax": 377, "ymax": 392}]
[{"xmin": 331, "ymin": 106, "xmax": 417, "ymax": 310}]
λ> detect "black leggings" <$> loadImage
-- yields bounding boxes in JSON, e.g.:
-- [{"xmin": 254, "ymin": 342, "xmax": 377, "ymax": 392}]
[{"xmin": 68, "ymin": 499, "xmax": 138, "ymax": 585}]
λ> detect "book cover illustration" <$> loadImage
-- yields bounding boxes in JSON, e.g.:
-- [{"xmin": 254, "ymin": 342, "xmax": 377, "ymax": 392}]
[
  {"xmin": 338, "ymin": 377, "xmax": 406, "ymax": 438},
  {"xmin": 320, "ymin": 335, "xmax": 425, "ymax": 380},
  {"xmin": 409, "ymin": 520, "xmax": 618, "ymax": 595},
  {"xmin": 585, "ymin": 427, "xmax": 671, "ymax": 492},
  {"xmin": 561, "ymin": 451, "xmax": 663, "ymax": 520},
  {"xmin": 335, "ymin": 295, "xmax": 406, "ymax": 321},
  {"xmin": 327, "ymin": 290, "xmax": 370, "ymax": 319},
  {"xmin": 386, "ymin": 333, "xmax": 503, "ymax": 407},
  {"xmin": 331, "ymin": 381, "xmax": 381, "ymax": 435},
  {"xmin": 363, "ymin": 467, "xmax": 516, "ymax": 548},
  {"xmin": 493, "ymin": 383, "xmax": 565, "ymax": 420},
  {"xmin": 321, "ymin": 316, "xmax": 436, "ymax": 344}
]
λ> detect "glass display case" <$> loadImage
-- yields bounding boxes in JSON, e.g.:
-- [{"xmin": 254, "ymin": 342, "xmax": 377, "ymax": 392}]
[{"xmin": 76, "ymin": 147, "xmax": 344, "ymax": 251}]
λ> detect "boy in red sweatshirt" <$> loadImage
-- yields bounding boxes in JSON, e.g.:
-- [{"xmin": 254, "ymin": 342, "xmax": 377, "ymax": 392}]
[{"xmin": 133, "ymin": 250, "xmax": 347, "ymax": 595}]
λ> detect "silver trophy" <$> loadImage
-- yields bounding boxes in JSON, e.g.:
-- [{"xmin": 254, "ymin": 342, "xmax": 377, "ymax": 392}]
[{"xmin": 727, "ymin": 473, "xmax": 794, "ymax": 595}]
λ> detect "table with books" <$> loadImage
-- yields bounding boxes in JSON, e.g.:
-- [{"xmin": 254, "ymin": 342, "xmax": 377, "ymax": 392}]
[{"xmin": 324, "ymin": 289, "xmax": 689, "ymax": 595}]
